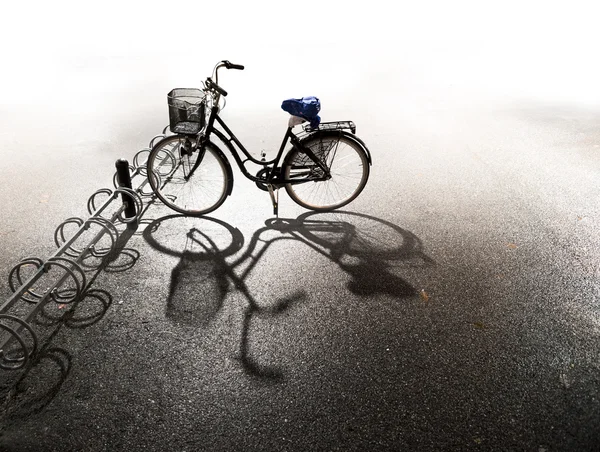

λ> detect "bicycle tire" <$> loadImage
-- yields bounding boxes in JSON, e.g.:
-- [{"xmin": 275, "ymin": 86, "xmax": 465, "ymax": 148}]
[
  {"xmin": 282, "ymin": 133, "xmax": 370, "ymax": 211},
  {"xmin": 147, "ymin": 135, "xmax": 229, "ymax": 216}
]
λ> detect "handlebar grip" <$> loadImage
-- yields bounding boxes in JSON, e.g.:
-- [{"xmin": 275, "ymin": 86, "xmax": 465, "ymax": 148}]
[
  {"xmin": 213, "ymin": 84, "xmax": 228, "ymax": 97},
  {"xmin": 222, "ymin": 60, "xmax": 245, "ymax": 70},
  {"xmin": 206, "ymin": 77, "xmax": 228, "ymax": 97}
]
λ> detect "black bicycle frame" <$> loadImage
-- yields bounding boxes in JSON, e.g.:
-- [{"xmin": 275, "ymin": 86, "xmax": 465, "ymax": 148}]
[{"xmin": 197, "ymin": 105, "xmax": 331, "ymax": 185}]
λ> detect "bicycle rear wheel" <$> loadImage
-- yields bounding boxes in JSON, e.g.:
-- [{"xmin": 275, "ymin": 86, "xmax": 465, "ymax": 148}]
[
  {"xmin": 283, "ymin": 134, "xmax": 370, "ymax": 211},
  {"xmin": 147, "ymin": 135, "xmax": 229, "ymax": 216}
]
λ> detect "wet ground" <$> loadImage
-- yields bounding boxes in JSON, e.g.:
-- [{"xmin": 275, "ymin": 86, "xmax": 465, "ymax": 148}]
[{"xmin": 0, "ymin": 29, "xmax": 599, "ymax": 452}]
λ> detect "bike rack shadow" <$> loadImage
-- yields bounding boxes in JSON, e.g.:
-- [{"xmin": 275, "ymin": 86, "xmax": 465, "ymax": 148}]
[
  {"xmin": 143, "ymin": 211, "xmax": 435, "ymax": 382},
  {"xmin": 0, "ymin": 128, "xmax": 160, "ymax": 425},
  {"xmin": 0, "ymin": 228, "xmax": 139, "ymax": 423},
  {"xmin": 0, "ymin": 341, "xmax": 72, "ymax": 427},
  {"xmin": 33, "ymin": 225, "xmax": 139, "ymax": 329}
]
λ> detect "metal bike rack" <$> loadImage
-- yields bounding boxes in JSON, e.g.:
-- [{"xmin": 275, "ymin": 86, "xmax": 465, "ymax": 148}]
[{"xmin": 0, "ymin": 130, "xmax": 171, "ymax": 371}]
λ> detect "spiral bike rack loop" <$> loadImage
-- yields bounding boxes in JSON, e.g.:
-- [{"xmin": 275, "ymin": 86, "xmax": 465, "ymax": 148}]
[{"xmin": 0, "ymin": 127, "xmax": 170, "ymax": 371}]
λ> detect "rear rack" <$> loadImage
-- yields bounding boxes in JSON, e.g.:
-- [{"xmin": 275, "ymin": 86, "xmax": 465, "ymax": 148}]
[{"xmin": 303, "ymin": 120, "xmax": 356, "ymax": 134}]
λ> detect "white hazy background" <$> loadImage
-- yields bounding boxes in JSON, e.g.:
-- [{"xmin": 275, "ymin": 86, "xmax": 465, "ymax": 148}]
[
  {"xmin": 2, "ymin": 0, "xmax": 599, "ymax": 102},
  {"xmin": 0, "ymin": 0, "xmax": 598, "ymax": 156}
]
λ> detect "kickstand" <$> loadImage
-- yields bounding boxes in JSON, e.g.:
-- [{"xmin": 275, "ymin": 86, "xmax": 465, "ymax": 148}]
[{"xmin": 267, "ymin": 184, "xmax": 279, "ymax": 217}]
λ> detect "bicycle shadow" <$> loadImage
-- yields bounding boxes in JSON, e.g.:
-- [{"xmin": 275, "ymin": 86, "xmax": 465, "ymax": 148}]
[
  {"xmin": 143, "ymin": 216, "xmax": 244, "ymax": 329},
  {"xmin": 143, "ymin": 211, "xmax": 434, "ymax": 382},
  {"xmin": 250, "ymin": 211, "xmax": 434, "ymax": 298}
]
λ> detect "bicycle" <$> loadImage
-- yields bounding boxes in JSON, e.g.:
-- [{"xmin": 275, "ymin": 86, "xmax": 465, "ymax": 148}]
[{"xmin": 146, "ymin": 60, "xmax": 372, "ymax": 216}]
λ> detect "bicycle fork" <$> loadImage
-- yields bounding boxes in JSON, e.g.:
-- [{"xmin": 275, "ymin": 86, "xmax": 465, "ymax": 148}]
[{"xmin": 184, "ymin": 138, "xmax": 207, "ymax": 181}]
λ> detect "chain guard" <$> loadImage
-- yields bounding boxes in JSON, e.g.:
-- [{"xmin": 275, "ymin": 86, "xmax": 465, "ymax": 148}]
[
  {"xmin": 255, "ymin": 167, "xmax": 285, "ymax": 191},
  {"xmin": 255, "ymin": 168, "xmax": 271, "ymax": 191}
]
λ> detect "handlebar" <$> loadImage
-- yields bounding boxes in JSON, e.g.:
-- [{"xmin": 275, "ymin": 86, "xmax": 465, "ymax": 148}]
[
  {"xmin": 222, "ymin": 60, "xmax": 244, "ymax": 70},
  {"xmin": 206, "ymin": 60, "xmax": 244, "ymax": 98}
]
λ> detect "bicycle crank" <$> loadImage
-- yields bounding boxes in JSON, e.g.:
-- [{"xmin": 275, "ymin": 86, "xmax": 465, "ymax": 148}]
[
  {"xmin": 255, "ymin": 167, "xmax": 284, "ymax": 191},
  {"xmin": 255, "ymin": 168, "xmax": 270, "ymax": 191}
]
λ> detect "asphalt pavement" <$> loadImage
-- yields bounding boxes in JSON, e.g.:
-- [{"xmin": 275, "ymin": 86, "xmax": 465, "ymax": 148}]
[{"xmin": 0, "ymin": 55, "xmax": 599, "ymax": 451}]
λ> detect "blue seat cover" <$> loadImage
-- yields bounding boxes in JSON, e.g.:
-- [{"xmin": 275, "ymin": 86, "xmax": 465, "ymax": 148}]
[{"xmin": 281, "ymin": 96, "xmax": 321, "ymax": 129}]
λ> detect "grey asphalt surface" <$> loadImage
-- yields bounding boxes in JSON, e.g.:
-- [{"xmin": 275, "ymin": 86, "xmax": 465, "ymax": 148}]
[{"xmin": 0, "ymin": 54, "xmax": 599, "ymax": 451}]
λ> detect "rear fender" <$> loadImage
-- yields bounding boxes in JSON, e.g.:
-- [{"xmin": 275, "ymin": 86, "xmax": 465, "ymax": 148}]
[{"xmin": 301, "ymin": 130, "xmax": 372, "ymax": 165}]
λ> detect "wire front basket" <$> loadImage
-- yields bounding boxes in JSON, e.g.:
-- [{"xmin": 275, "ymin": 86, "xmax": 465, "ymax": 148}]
[{"xmin": 168, "ymin": 88, "xmax": 206, "ymax": 135}]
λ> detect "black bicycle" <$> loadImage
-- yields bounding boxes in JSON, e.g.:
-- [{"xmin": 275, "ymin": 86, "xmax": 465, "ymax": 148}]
[{"xmin": 146, "ymin": 60, "xmax": 372, "ymax": 216}]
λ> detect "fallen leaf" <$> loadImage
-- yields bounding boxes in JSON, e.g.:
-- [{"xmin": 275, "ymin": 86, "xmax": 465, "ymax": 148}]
[
  {"xmin": 473, "ymin": 322, "xmax": 486, "ymax": 329},
  {"xmin": 420, "ymin": 289, "xmax": 429, "ymax": 302},
  {"xmin": 507, "ymin": 243, "xmax": 518, "ymax": 249},
  {"xmin": 560, "ymin": 373, "xmax": 571, "ymax": 389}
]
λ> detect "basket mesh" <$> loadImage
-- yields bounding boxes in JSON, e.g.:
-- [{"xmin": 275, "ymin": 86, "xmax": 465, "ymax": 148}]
[{"xmin": 168, "ymin": 88, "xmax": 206, "ymax": 135}]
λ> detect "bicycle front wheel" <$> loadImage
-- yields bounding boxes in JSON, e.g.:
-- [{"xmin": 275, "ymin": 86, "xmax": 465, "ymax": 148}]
[
  {"xmin": 283, "ymin": 134, "xmax": 370, "ymax": 211},
  {"xmin": 147, "ymin": 135, "xmax": 229, "ymax": 216}
]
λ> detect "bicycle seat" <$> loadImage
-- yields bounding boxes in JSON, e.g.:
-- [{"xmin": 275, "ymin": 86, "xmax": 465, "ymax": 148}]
[{"xmin": 281, "ymin": 96, "xmax": 321, "ymax": 129}]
